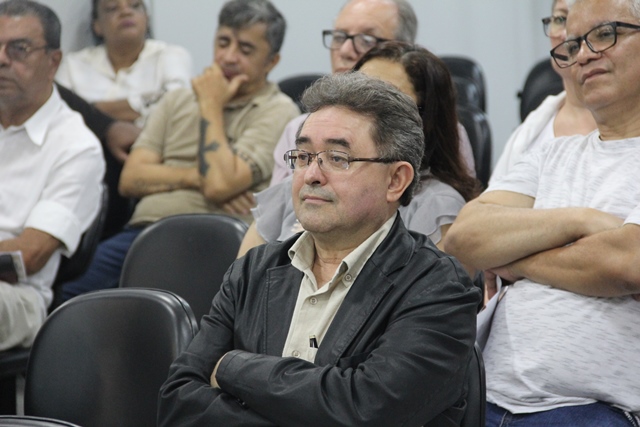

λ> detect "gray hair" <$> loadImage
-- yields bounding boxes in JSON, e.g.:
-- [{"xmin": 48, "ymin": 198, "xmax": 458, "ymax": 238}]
[
  {"xmin": 0, "ymin": 0, "xmax": 61, "ymax": 49},
  {"xmin": 300, "ymin": 72, "xmax": 424, "ymax": 206},
  {"xmin": 219, "ymin": 0, "xmax": 286, "ymax": 55},
  {"xmin": 391, "ymin": 0, "xmax": 418, "ymax": 42},
  {"xmin": 571, "ymin": 0, "xmax": 640, "ymax": 19},
  {"xmin": 340, "ymin": 0, "xmax": 418, "ymax": 43}
]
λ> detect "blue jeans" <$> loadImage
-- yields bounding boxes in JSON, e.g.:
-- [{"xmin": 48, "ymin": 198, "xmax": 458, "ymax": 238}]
[
  {"xmin": 61, "ymin": 226, "xmax": 144, "ymax": 301},
  {"xmin": 487, "ymin": 402, "xmax": 639, "ymax": 427}
]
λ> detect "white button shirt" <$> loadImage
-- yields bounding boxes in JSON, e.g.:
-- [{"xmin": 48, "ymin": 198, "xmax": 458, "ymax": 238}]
[{"xmin": 0, "ymin": 86, "xmax": 105, "ymax": 310}]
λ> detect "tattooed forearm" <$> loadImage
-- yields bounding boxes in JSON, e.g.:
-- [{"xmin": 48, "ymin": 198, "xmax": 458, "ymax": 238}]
[{"xmin": 198, "ymin": 118, "xmax": 220, "ymax": 177}]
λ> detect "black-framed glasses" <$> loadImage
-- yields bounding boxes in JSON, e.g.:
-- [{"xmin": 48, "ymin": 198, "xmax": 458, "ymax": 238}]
[
  {"xmin": 0, "ymin": 40, "xmax": 49, "ymax": 62},
  {"xmin": 322, "ymin": 30, "xmax": 388, "ymax": 55},
  {"xmin": 284, "ymin": 149, "xmax": 397, "ymax": 172},
  {"xmin": 542, "ymin": 15, "xmax": 567, "ymax": 37},
  {"xmin": 550, "ymin": 21, "xmax": 640, "ymax": 68}
]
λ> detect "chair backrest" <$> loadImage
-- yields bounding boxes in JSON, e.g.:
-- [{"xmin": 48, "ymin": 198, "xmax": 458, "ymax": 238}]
[
  {"xmin": 441, "ymin": 56, "xmax": 487, "ymax": 112},
  {"xmin": 452, "ymin": 76, "xmax": 483, "ymax": 112},
  {"xmin": 278, "ymin": 73, "xmax": 325, "ymax": 111},
  {"xmin": 0, "ymin": 416, "xmax": 82, "ymax": 426},
  {"xmin": 24, "ymin": 288, "xmax": 198, "ymax": 427},
  {"xmin": 457, "ymin": 105, "xmax": 492, "ymax": 188},
  {"xmin": 518, "ymin": 58, "xmax": 563, "ymax": 122},
  {"xmin": 460, "ymin": 344, "xmax": 487, "ymax": 427},
  {"xmin": 119, "ymin": 213, "xmax": 248, "ymax": 323}
]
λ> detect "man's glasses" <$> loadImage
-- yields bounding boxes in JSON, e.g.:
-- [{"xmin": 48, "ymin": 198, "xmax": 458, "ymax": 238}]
[
  {"xmin": 0, "ymin": 40, "xmax": 49, "ymax": 62},
  {"xmin": 322, "ymin": 30, "xmax": 388, "ymax": 55},
  {"xmin": 542, "ymin": 15, "xmax": 567, "ymax": 38},
  {"xmin": 284, "ymin": 149, "xmax": 397, "ymax": 172},
  {"xmin": 551, "ymin": 21, "xmax": 640, "ymax": 68}
]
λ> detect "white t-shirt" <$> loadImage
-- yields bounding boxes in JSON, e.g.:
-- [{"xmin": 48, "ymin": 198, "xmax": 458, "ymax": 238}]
[
  {"xmin": 56, "ymin": 39, "xmax": 192, "ymax": 126},
  {"xmin": 485, "ymin": 130, "xmax": 640, "ymax": 415}
]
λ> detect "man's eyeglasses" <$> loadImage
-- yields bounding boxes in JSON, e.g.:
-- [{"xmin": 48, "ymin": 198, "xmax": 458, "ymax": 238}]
[
  {"xmin": 0, "ymin": 40, "xmax": 49, "ymax": 62},
  {"xmin": 550, "ymin": 21, "xmax": 640, "ymax": 68},
  {"xmin": 322, "ymin": 30, "xmax": 388, "ymax": 55},
  {"xmin": 284, "ymin": 149, "xmax": 397, "ymax": 172},
  {"xmin": 542, "ymin": 15, "xmax": 567, "ymax": 38}
]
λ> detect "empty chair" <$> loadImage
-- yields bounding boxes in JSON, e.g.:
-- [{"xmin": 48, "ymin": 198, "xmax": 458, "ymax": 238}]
[
  {"xmin": 452, "ymin": 75, "xmax": 483, "ymax": 111},
  {"xmin": 119, "ymin": 213, "xmax": 248, "ymax": 322},
  {"xmin": 24, "ymin": 288, "xmax": 198, "ymax": 427},
  {"xmin": 441, "ymin": 56, "xmax": 487, "ymax": 112},
  {"xmin": 278, "ymin": 73, "xmax": 325, "ymax": 111},
  {"xmin": 518, "ymin": 58, "xmax": 564, "ymax": 122},
  {"xmin": 461, "ymin": 344, "xmax": 487, "ymax": 427},
  {"xmin": 457, "ymin": 105, "xmax": 492, "ymax": 188}
]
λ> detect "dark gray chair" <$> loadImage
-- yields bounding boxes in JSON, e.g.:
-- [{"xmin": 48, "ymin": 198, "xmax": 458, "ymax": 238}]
[
  {"xmin": 457, "ymin": 105, "xmax": 493, "ymax": 188},
  {"xmin": 452, "ymin": 75, "xmax": 484, "ymax": 112},
  {"xmin": 278, "ymin": 73, "xmax": 325, "ymax": 111},
  {"xmin": 461, "ymin": 344, "xmax": 487, "ymax": 427},
  {"xmin": 518, "ymin": 58, "xmax": 564, "ymax": 122},
  {"xmin": 442, "ymin": 56, "xmax": 487, "ymax": 112},
  {"xmin": 24, "ymin": 288, "xmax": 198, "ymax": 427},
  {"xmin": 119, "ymin": 213, "xmax": 248, "ymax": 323},
  {"xmin": 0, "ymin": 416, "xmax": 81, "ymax": 426},
  {"xmin": 0, "ymin": 184, "xmax": 108, "ymax": 415}
]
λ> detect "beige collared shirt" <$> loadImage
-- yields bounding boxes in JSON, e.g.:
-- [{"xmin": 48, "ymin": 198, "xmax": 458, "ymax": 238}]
[{"xmin": 282, "ymin": 214, "xmax": 396, "ymax": 362}]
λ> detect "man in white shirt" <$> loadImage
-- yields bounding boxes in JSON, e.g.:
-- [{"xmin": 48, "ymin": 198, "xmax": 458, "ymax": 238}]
[
  {"xmin": 444, "ymin": 0, "xmax": 640, "ymax": 424},
  {"xmin": 158, "ymin": 72, "xmax": 481, "ymax": 426},
  {"xmin": 0, "ymin": 0, "xmax": 104, "ymax": 350}
]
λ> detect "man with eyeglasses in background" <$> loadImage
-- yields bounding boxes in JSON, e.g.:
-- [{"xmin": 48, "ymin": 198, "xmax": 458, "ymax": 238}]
[
  {"xmin": 444, "ymin": 0, "xmax": 640, "ymax": 424},
  {"xmin": 0, "ymin": 0, "xmax": 104, "ymax": 350},
  {"xmin": 222, "ymin": 0, "xmax": 476, "ymax": 223},
  {"xmin": 159, "ymin": 72, "xmax": 480, "ymax": 427}
]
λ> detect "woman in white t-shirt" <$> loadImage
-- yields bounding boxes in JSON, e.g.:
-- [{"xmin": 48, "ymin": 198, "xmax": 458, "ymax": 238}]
[
  {"xmin": 56, "ymin": 0, "xmax": 193, "ymax": 127},
  {"xmin": 490, "ymin": 0, "xmax": 597, "ymax": 183}
]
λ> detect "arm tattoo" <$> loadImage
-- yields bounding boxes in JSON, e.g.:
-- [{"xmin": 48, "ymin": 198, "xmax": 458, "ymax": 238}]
[{"xmin": 198, "ymin": 118, "xmax": 220, "ymax": 177}]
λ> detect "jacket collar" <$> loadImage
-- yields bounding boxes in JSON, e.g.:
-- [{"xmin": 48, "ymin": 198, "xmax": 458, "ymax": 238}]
[{"xmin": 262, "ymin": 215, "xmax": 417, "ymax": 360}]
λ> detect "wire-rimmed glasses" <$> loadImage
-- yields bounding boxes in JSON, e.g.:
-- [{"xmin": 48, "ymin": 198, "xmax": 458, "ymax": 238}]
[{"xmin": 284, "ymin": 149, "xmax": 397, "ymax": 172}]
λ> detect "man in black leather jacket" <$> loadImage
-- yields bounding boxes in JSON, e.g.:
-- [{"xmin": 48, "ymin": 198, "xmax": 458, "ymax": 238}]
[{"xmin": 159, "ymin": 72, "xmax": 480, "ymax": 426}]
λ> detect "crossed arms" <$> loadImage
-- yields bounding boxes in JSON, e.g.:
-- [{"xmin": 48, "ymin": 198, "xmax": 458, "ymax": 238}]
[{"xmin": 443, "ymin": 190, "xmax": 640, "ymax": 297}]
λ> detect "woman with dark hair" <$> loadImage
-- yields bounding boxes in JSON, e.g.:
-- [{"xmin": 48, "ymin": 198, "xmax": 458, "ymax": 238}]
[
  {"xmin": 354, "ymin": 41, "xmax": 481, "ymax": 202},
  {"xmin": 56, "ymin": 0, "xmax": 192, "ymax": 127},
  {"xmin": 237, "ymin": 41, "xmax": 481, "ymax": 257}
]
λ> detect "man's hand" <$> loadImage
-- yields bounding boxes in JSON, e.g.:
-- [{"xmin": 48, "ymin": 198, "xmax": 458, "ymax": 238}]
[
  {"xmin": 221, "ymin": 191, "xmax": 255, "ymax": 215},
  {"xmin": 105, "ymin": 121, "xmax": 141, "ymax": 163},
  {"xmin": 210, "ymin": 353, "xmax": 228, "ymax": 389},
  {"xmin": 192, "ymin": 64, "xmax": 248, "ymax": 121}
]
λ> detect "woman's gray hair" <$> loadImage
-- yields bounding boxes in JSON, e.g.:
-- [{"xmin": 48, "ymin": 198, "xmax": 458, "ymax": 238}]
[
  {"xmin": 219, "ymin": 0, "xmax": 286, "ymax": 56},
  {"xmin": 300, "ymin": 72, "xmax": 424, "ymax": 206}
]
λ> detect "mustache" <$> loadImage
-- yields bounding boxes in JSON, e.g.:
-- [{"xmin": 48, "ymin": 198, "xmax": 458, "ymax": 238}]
[{"xmin": 298, "ymin": 186, "xmax": 334, "ymax": 202}]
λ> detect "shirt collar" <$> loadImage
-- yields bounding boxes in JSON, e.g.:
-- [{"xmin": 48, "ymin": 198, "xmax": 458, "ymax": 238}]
[
  {"xmin": 288, "ymin": 213, "xmax": 397, "ymax": 289},
  {"xmin": 2, "ymin": 86, "xmax": 60, "ymax": 146}
]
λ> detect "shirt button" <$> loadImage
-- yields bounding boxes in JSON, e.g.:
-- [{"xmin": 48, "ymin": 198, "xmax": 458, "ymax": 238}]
[
  {"xmin": 292, "ymin": 350, "xmax": 300, "ymax": 358},
  {"xmin": 309, "ymin": 297, "xmax": 318, "ymax": 305},
  {"xmin": 344, "ymin": 274, "xmax": 353, "ymax": 281}
]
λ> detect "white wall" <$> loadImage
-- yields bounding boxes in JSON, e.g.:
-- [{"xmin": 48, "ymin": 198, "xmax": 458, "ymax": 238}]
[{"xmin": 45, "ymin": 0, "xmax": 555, "ymax": 169}]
